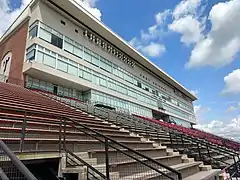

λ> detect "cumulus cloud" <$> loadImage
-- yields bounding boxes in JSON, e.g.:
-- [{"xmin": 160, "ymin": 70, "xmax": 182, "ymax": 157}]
[
  {"xmin": 223, "ymin": 69, "xmax": 240, "ymax": 94},
  {"xmin": 0, "ymin": 0, "xmax": 31, "ymax": 37},
  {"xmin": 172, "ymin": 0, "xmax": 202, "ymax": 19},
  {"xmin": 187, "ymin": 0, "xmax": 240, "ymax": 68},
  {"xmin": 72, "ymin": 0, "xmax": 102, "ymax": 20},
  {"xmin": 169, "ymin": 0, "xmax": 205, "ymax": 46},
  {"xmin": 0, "ymin": 0, "xmax": 102, "ymax": 38},
  {"xmin": 194, "ymin": 104, "xmax": 211, "ymax": 123},
  {"xmin": 169, "ymin": 15, "xmax": 204, "ymax": 45},
  {"xmin": 141, "ymin": 43, "xmax": 166, "ymax": 57},
  {"xmin": 129, "ymin": 10, "xmax": 170, "ymax": 57},
  {"xmin": 194, "ymin": 116, "xmax": 240, "ymax": 142}
]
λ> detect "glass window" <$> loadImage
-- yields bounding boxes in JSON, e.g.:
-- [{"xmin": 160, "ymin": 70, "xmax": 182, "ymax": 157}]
[
  {"xmin": 26, "ymin": 50, "xmax": 35, "ymax": 61},
  {"xmin": 32, "ymin": 78, "xmax": 39, "ymax": 88},
  {"xmin": 137, "ymin": 81, "xmax": 142, "ymax": 88},
  {"xmin": 92, "ymin": 74, "xmax": 100, "ymax": 85},
  {"xmin": 68, "ymin": 64, "xmax": 78, "ymax": 76},
  {"xmin": 74, "ymin": 46, "xmax": 83, "ymax": 58},
  {"xmin": 36, "ymin": 51, "xmax": 44, "ymax": 63},
  {"xmin": 29, "ymin": 26, "xmax": 38, "ymax": 39},
  {"xmin": 43, "ymin": 54, "xmax": 56, "ymax": 68},
  {"xmin": 51, "ymin": 34, "xmax": 63, "ymax": 49},
  {"xmin": 84, "ymin": 48, "xmax": 92, "ymax": 63},
  {"xmin": 83, "ymin": 68, "xmax": 92, "ymax": 81},
  {"xmin": 100, "ymin": 57, "xmax": 112, "ymax": 72},
  {"xmin": 39, "ymin": 80, "xmax": 46, "ymax": 90},
  {"xmin": 39, "ymin": 28, "xmax": 51, "ymax": 42},
  {"xmin": 92, "ymin": 52, "xmax": 99, "ymax": 66},
  {"xmin": 58, "ymin": 60, "xmax": 68, "ymax": 72},
  {"xmin": 64, "ymin": 41, "xmax": 74, "ymax": 53},
  {"xmin": 108, "ymin": 80, "xmax": 116, "ymax": 90},
  {"xmin": 100, "ymin": 78, "xmax": 107, "ymax": 87}
]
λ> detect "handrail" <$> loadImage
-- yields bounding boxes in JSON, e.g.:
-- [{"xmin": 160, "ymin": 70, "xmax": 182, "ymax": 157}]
[
  {"xmin": 0, "ymin": 140, "xmax": 38, "ymax": 180},
  {"xmin": 64, "ymin": 149, "xmax": 106, "ymax": 179},
  {"xmin": 0, "ymin": 167, "xmax": 9, "ymax": 180},
  {"xmin": 168, "ymin": 131, "xmax": 239, "ymax": 157},
  {"xmin": 63, "ymin": 117, "xmax": 182, "ymax": 180},
  {"xmin": 0, "ymin": 105, "xmax": 182, "ymax": 179},
  {"xmin": 123, "ymin": 115, "xmax": 239, "ymax": 156}
]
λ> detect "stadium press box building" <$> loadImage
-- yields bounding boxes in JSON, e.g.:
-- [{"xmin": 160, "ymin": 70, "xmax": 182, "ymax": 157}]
[{"xmin": 0, "ymin": 0, "xmax": 197, "ymax": 127}]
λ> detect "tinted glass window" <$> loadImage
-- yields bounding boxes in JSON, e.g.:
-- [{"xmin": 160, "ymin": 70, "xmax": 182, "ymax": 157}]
[{"xmin": 51, "ymin": 34, "xmax": 63, "ymax": 49}]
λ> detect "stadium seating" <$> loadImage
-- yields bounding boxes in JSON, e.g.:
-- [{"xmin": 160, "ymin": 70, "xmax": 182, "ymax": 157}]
[
  {"xmin": 134, "ymin": 115, "xmax": 240, "ymax": 152},
  {"xmin": 40, "ymin": 90, "xmax": 239, "ymax": 175},
  {"xmin": 0, "ymin": 82, "xmax": 223, "ymax": 179}
]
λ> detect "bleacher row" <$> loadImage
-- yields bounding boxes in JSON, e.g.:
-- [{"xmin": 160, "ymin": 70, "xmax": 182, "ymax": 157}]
[
  {"xmin": 0, "ymin": 82, "xmax": 225, "ymax": 179},
  {"xmin": 35, "ymin": 86, "xmax": 240, "ymax": 174},
  {"xmin": 134, "ymin": 115, "xmax": 240, "ymax": 152}
]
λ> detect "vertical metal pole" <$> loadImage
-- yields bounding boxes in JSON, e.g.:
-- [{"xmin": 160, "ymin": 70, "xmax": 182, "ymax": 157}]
[
  {"xmin": 181, "ymin": 134, "xmax": 184, "ymax": 148},
  {"xmin": 197, "ymin": 143, "xmax": 202, "ymax": 160},
  {"xmin": 157, "ymin": 130, "xmax": 160, "ymax": 145},
  {"xmin": 233, "ymin": 156, "xmax": 238, "ymax": 173},
  {"xmin": 59, "ymin": 117, "xmax": 62, "ymax": 152},
  {"xmin": 20, "ymin": 111, "xmax": 27, "ymax": 153},
  {"xmin": 207, "ymin": 146, "xmax": 210, "ymax": 158},
  {"xmin": 105, "ymin": 138, "xmax": 110, "ymax": 180},
  {"xmin": 63, "ymin": 118, "xmax": 66, "ymax": 151},
  {"xmin": 169, "ymin": 132, "xmax": 173, "ymax": 149}
]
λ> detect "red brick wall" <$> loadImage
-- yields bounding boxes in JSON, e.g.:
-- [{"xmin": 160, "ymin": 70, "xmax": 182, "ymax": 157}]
[{"xmin": 0, "ymin": 20, "xmax": 29, "ymax": 86}]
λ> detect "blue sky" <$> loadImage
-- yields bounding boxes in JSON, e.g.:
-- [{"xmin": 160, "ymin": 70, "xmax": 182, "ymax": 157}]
[{"xmin": 1, "ymin": 0, "xmax": 240, "ymax": 140}]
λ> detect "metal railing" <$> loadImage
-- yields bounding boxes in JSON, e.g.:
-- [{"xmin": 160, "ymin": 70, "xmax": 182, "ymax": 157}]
[
  {"xmin": 59, "ymin": 117, "xmax": 182, "ymax": 180},
  {"xmin": 0, "ymin": 140, "xmax": 37, "ymax": 180},
  {"xmin": 45, "ymin": 94, "xmax": 240, "ymax": 178},
  {"xmin": 224, "ymin": 159, "xmax": 240, "ymax": 180},
  {"xmin": 0, "ymin": 104, "xmax": 182, "ymax": 180}
]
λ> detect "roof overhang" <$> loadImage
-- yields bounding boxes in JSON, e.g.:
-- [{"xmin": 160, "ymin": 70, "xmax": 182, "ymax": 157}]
[{"xmin": 43, "ymin": 0, "xmax": 197, "ymax": 101}]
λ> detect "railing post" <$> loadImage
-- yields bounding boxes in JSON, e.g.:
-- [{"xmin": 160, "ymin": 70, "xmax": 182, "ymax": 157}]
[
  {"xmin": 181, "ymin": 134, "xmax": 184, "ymax": 148},
  {"xmin": 207, "ymin": 145, "xmax": 210, "ymax": 159},
  {"xmin": 233, "ymin": 156, "xmax": 239, "ymax": 174},
  {"xmin": 197, "ymin": 143, "xmax": 202, "ymax": 161},
  {"xmin": 63, "ymin": 118, "xmax": 66, "ymax": 151},
  {"xmin": 59, "ymin": 117, "xmax": 63, "ymax": 152},
  {"xmin": 178, "ymin": 172, "xmax": 182, "ymax": 180},
  {"xmin": 169, "ymin": 132, "xmax": 173, "ymax": 149},
  {"xmin": 105, "ymin": 138, "xmax": 110, "ymax": 180},
  {"xmin": 20, "ymin": 111, "xmax": 27, "ymax": 153}
]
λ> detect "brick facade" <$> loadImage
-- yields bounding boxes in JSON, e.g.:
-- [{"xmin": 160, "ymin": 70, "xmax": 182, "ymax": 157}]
[{"xmin": 0, "ymin": 20, "xmax": 29, "ymax": 86}]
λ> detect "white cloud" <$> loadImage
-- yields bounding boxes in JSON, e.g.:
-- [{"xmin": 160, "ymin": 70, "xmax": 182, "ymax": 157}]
[
  {"xmin": 173, "ymin": 0, "xmax": 202, "ymax": 19},
  {"xmin": 187, "ymin": 0, "xmax": 240, "ymax": 68},
  {"xmin": 169, "ymin": 0, "xmax": 205, "ymax": 46},
  {"xmin": 190, "ymin": 89, "xmax": 199, "ymax": 97},
  {"xmin": 0, "ymin": 0, "xmax": 102, "ymax": 38},
  {"xmin": 194, "ymin": 104, "xmax": 211, "ymax": 123},
  {"xmin": 73, "ymin": 0, "xmax": 102, "ymax": 20},
  {"xmin": 129, "ymin": 10, "xmax": 170, "ymax": 58},
  {"xmin": 227, "ymin": 106, "xmax": 238, "ymax": 112},
  {"xmin": 223, "ymin": 69, "xmax": 240, "ymax": 94},
  {"xmin": 169, "ymin": 15, "xmax": 204, "ymax": 45},
  {"xmin": 141, "ymin": 42, "xmax": 166, "ymax": 57},
  {"xmin": 155, "ymin": 10, "xmax": 171, "ymax": 25},
  {"xmin": 0, "ymin": 0, "xmax": 31, "ymax": 37},
  {"xmin": 194, "ymin": 116, "xmax": 240, "ymax": 142}
]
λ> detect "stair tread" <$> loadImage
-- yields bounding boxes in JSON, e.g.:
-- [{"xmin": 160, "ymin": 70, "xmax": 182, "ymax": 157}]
[
  {"xmin": 119, "ymin": 162, "xmax": 202, "ymax": 179},
  {"xmin": 89, "ymin": 146, "xmax": 167, "ymax": 152},
  {"xmin": 183, "ymin": 169, "xmax": 221, "ymax": 180}
]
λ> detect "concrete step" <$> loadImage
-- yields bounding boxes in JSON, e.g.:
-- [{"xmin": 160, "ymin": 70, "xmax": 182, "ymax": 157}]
[
  {"xmin": 183, "ymin": 169, "xmax": 221, "ymax": 180},
  {"xmin": 119, "ymin": 162, "xmax": 203, "ymax": 180},
  {"xmin": 89, "ymin": 146, "xmax": 168, "ymax": 161}
]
